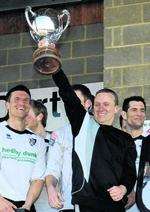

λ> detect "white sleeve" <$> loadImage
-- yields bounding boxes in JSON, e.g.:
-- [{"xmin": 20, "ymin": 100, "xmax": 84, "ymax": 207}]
[
  {"xmin": 31, "ymin": 137, "xmax": 47, "ymax": 181},
  {"xmin": 45, "ymin": 131, "xmax": 64, "ymax": 180}
]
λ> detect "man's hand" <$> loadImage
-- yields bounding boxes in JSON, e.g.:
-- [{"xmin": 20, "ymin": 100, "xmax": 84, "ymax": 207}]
[
  {"xmin": 107, "ymin": 185, "xmax": 127, "ymax": 201},
  {"xmin": 47, "ymin": 184, "xmax": 63, "ymax": 209},
  {"xmin": 125, "ymin": 191, "xmax": 135, "ymax": 209},
  {"xmin": 0, "ymin": 196, "xmax": 17, "ymax": 212}
]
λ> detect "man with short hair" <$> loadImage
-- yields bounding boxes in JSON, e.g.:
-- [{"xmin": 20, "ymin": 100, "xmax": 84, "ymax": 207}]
[
  {"xmin": 45, "ymin": 84, "xmax": 93, "ymax": 212},
  {"xmin": 26, "ymin": 100, "xmax": 48, "ymax": 139},
  {"xmin": 71, "ymin": 84, "xmax": 94, "ymax": 112},
  {"xmin": 93, "ymin": 88, "xmax": 119, "ymax": 125},
  {"xmin": 51, "ymin": 68, "xmax": 136, "ymax": 212},
  {"xmin": 121, "ymin": 96, "xmax": 147, "ymax": 212},
  {"xmin": 0, "ymin": 85, "xmax": 46, "ymax": 212},
  {"xmin": 121, "ymin": 96, "xmax": 146, "ymax": 138}
]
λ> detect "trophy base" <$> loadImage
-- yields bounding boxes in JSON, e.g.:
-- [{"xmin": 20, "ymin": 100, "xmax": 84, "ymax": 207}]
[{"xmin": 33, "ymin": 46, "xmax": 61, "ymax": 75}]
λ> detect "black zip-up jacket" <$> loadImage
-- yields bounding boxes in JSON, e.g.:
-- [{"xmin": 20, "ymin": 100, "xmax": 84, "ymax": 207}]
[{"xmin": 52, "ymin": 69, "xmax": 136, "ymax": 209}]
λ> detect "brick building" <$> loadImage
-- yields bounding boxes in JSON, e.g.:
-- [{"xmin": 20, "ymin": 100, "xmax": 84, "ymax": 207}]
[{"xmin": 104, "ymin": 0, "xmax": 150, "ymax": 118}]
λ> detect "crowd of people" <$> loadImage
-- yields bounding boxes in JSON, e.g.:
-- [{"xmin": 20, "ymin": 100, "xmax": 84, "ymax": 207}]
[{"xmin": 0, "ymin": 64, "xmax": 149, "ymax": 212}]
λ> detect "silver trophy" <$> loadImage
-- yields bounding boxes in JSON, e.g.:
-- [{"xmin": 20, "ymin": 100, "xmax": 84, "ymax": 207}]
[{"xmin": 25, "ymin": 6, "xmax": 70, "ymax": 74}]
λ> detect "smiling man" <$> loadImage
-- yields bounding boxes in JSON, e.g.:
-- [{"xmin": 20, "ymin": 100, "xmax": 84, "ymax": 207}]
[
  {"xmin": 93, "ymin": 88, "xmax": 119, "ymax": 125},
  {"xmin": 0, "ymin": 85, "xmax": 46, "ymax": 212},
  {"xmin": 51, "ymin": 68, "xmax": 136, "ymax": 212},
  {"xmin": 122, "ymin": 96, "xmax": 146, "ymax": 138},
  {"xmin": 121, "ymin": 96, "xmax": 147, "ymax": 212}
]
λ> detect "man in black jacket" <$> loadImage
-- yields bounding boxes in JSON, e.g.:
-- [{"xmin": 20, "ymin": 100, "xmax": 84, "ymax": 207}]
[
  {"xmin": 121, "ymin": 96, "xmax": 149, "ymax": 212},
  {"xmin": 50, "ymin": 68, "xmax": 136, "ymax": 212}
]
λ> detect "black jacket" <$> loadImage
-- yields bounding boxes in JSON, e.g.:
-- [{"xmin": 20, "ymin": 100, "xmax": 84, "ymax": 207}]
[
  {"xmin": 136, "ymin": 135, "xmax": 150, "ymax": 212},
  {"xmin": 52, "ymin": 69, "xmax": 136, "ymax": 209}
]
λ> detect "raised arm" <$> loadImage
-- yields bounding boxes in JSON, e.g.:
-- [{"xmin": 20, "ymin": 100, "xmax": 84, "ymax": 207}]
[{"xmin": 52, "ymin": 69, "xmax": 86, "ymax": 137}]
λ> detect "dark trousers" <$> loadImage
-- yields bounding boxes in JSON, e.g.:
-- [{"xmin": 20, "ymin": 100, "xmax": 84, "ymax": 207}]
[
  {"xmin": 79, "ymin": 204, "xmax": 125, "ymax": 212},
  {"xmin": 60, "ymin": 210, "xmax": 74, "ymax": 212},
  {"xmin": 5, "ymin": 198, "xmax": 36, "ymax": 212}
]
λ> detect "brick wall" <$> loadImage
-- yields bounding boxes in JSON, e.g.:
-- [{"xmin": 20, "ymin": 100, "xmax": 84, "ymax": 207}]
[
  {"xmin": 104, "ymin": 0, "xmax": 150, "ymax": 119},
  {"xmin": 0, "ymin": 2, "xmax": 103, "ymax": 92}
]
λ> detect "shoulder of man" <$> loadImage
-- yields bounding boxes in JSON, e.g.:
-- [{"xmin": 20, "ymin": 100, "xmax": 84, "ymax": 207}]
[
  {"xmin": 48, "ymin": 124, "xmax": 72, "ymax": 146},
  {"xmin": 52, "ymin": 123, "xmax": 72, "ymax": 138},
  {"xmin": 101, "ymin": 124, "xmax": 132, "ymax": 139},
  {"xmin": 26, "ymin": 129, "xmax": 46, "ymax": 148},
  {"xmin": 0, "ymin": 120, "xmax": 7, "ymax": 126},
  {"xmin": 100, "ymin": 125, "xmax": 135, "ymax": 151},
  {"xmin": 143, "ymin": 134, "xmax": 150, "ymax": 141}
]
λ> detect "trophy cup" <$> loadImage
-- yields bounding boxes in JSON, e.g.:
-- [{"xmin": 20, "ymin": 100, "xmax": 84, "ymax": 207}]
[{"xmin": 25, "ymin": 6, "xmax": 70, "ymax": 74}]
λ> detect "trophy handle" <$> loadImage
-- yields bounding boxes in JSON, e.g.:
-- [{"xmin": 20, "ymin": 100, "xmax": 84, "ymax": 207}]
[
  {"xmin": 58, "ymin": 10, "xmax": 71, "ymax": 33},
  {"xmin": 25, "ymin": 6, "xmax": 39, "ymax": 36}
]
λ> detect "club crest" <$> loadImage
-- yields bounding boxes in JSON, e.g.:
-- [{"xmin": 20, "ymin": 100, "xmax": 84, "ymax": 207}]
[
  {"xmin": 6, "ymin": 134, "xmax": 12, "ymax": 140},
  {"xmin": 29, "ymin": 138, "xmax": 37, "ymax": 146}
]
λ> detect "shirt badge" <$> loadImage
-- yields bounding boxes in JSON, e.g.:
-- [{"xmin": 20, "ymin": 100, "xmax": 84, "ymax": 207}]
[
  {"xmin": 6, "ymin": 134, "xmax": 12, "ymax": 140},
  {"xmin": 29, "ymin": 138, "xmax": 37, "ymax": 146}
]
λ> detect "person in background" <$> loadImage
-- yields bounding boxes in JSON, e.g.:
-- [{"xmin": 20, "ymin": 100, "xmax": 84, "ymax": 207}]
[
  {"xmin": 26, "ymin": 100, "xmax": 49, "ymax": 140},
  {"xmin": 25, "ymin": 99, "xmax": 57, "ymax": 212},
  {"xmin": 121, "ymin": 96, "xmax": 147, "ymax": 212},
  {"xmin": 45, "ymin": 84, "xmax": 94, "ymax": 212},
  {"xmin": 51, "ymin": 67, "xmax": 136, "ymax": 212},
  {"xmin": 0, "ymin": 85, "xmax": 46, "ymax": 212}
]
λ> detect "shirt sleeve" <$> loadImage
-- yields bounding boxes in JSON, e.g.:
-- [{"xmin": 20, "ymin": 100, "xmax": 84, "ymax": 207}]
[
  {"xmin": 31, "ymin": 137, "xmax": 47, "ymax": 181},
  {"xmin": 45, "ymin": 130, "xmax": 64, "ymax": 181},
  {"xmin": 52, "ymin": 69, "xmax": 86, "ymax": 137}
]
